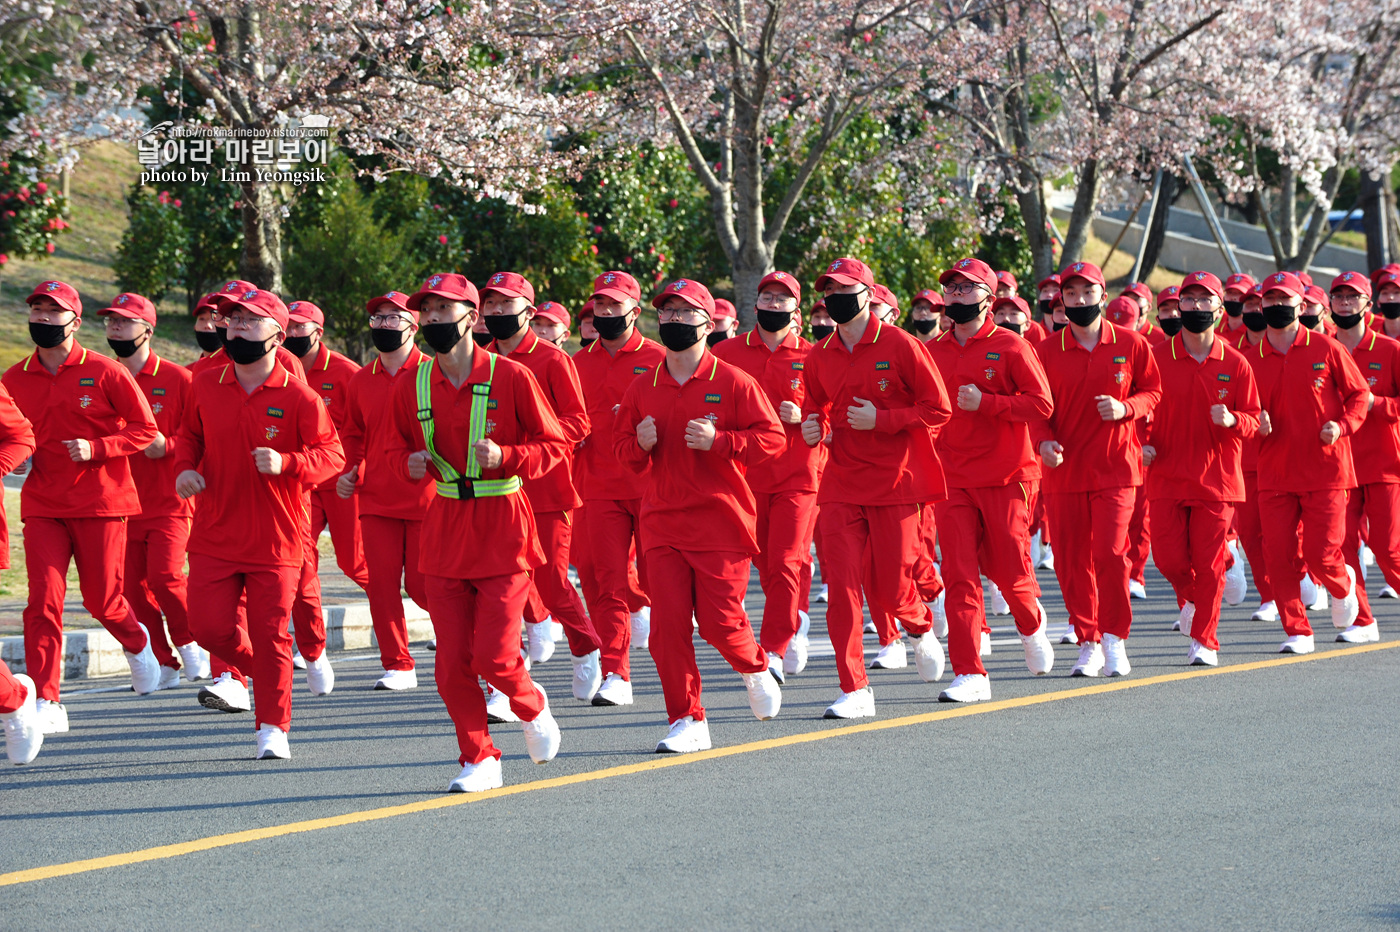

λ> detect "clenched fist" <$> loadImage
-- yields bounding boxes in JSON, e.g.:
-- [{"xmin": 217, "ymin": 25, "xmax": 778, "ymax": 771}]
[
  {"xmin": 685, "ymin": 417, "xmax": 716, "ymax": 451},
  {"xmin": 1209, "ymin": 404, "xmax": 1236, "ymax": 428},
  {"xmin": 473, "ymin": 438, "xmax": 502, "ymax": 470},
  {"xmin": 175, "ymin": 469, "xmax": 205, "ymax": 499},
  {"xmin": 637, "ymin": 415, "xmax": 658, "ymax": 451},
  {"xmin": 1039, "ymin": 440, "xmax": 1064, "ymax": 469},
  {"xmin": 957, "ymin": 384, "xmax": 982, "ymax": 412},
  {"xmin": 407, "ymin": 450, "xmax": 430, "ymax": 480},
  {"xmin": 252, "ymin": 447, "xmax": 284, "ymax": 475},
  {"xmin": 778, "ymin": 400, "xmax": 802, "ymax": 425}
]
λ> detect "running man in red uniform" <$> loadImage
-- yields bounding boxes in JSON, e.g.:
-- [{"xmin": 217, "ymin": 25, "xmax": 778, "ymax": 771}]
[{"xmin": 0, "ymin": 383, "xmax": 38, "ymax": 762}]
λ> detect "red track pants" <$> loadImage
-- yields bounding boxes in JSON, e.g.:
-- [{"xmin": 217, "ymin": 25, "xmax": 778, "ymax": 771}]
[
  {"xmin": 1045, "ymin": 488, "xmax": 1136, "ymax": 643},
  {"xmin": 310, "ymin": 487, "xmax": 369, "ymax": 589},
  {"xmin": 1259, "ymin": 488, "xmax": 1350, "ymax": 637},
  {"xmin": 755, "ymin": 490, "xmax": 818, "ymax": 659},
  {"xmin": 1127, "ymin": 484, "xmax": 1151, "ymax": 586},
  {"xmin": 1234, "ymin": 472, "xmax": 1274, "ymax": 603},
  {"xmin": 124, "ymin": 515, "xmax": 194, "ymax": 671},
  {"xmin": 1344, "ymin": 483, "xmax": 1400, "ymax": 628},
  {"xmin": 585, "ymin": 498, "xmax": 648, "ymax": 681},
  {"xmin": 361, "ymin": 514, "xmax": 428, "ymax": 671},
  {"xmin": 525, "ymin": 510, "xmax": 601, "ymax": 658},
  {"xmin": 1150, "ymin": 499, "xmax": 1233, "ymax": 650},
  {"xmin": 0, "ymin": 659, "xmax": 26, "ymax": 714}
]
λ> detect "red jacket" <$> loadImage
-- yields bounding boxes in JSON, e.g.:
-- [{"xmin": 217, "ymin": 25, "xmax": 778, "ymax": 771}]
[
  {"xmin": 1137, "ymin": 321, "xmax": 1170, "ymax": 346},
  {"xmin": 297, "ymin": 343, "xmax": 359, "ymax": 493},
  {"xmin": 1146, "ymin": 335, "xmax": 1260, "ymax": 502},
  {"xmin": 1345, "ymin": 328, "xmax": 1400, "ymax": 486},
  {"xmin": 1032, "ymin": 321, "xmax": 1161, "ymax": 492},
  {"xmin": 802, "ymin": 315, "xmax": 951, "ymax": 506},
  {"xmin": 491, "ymin": 329, "xmax": 590, "ymax": 513},
  {"xmin": 188, "ymin": 344, "xmax": 307, "ymax": 382},
  {"xmin": 385, "ymin": 347, "xmax": 567, "ymax": 579},
  {"xmin": 1023, "ymin": 320, "xmax": 1049, "ymax": 346},
  {"xmin": 340, "ymin": 347, "xmax": 434, "ymax": 520},
  {"xmin": 127, "ymin": 353, "xmax": 193, "ymax": 521},
  {"xmin": 573, "ymin": 329, "xmax": 666, "ymax": 500},
  {"xmin": 0, "ymin": 384, "xmax": 35, "ymax": 568},
  {"xmin": 924, "ymin": 318, "xmax": 1052, "ymax": 489},
  {"xmin": 615, "ymin": 352, "xmax": 784, "ymax": 554},
  {"xmin": 175, "ymin": 360, "xmax": 344, "ymax": 567},
  {"xmin": 3, "ymin": 342, "xmax": 157, "ymax": 520},
  {"xmin": 1243, "ymin": 327, "xmax": 1370, "ymax": 492},
  {"xmin": 712, "ymin": 328, "xmax": 826, "ymax": 494}
]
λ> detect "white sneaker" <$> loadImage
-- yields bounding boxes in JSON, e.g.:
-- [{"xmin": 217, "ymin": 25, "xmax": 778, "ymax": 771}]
[
  {"xmin": 1059, "ymin": 623, "xmax": 1079, "ymax": 645},
  {"xmin": 863, "ymin": 619, "xmax": 877, "ymax": 635},
  {"xmin": 980, "ymin": 631, "xmax": 992, "ymax": 658},
  {"xmin": 784, "ymin": 633, "xmax": 809, "ymax": 676},
  {"xmin": 938, "ymin": 673, "xmax": 991, "ymax": 703},
  {"xmin": 571, "ymin": 650, "xmax": 603, "ymax": 702},
  {"xmin": 1177, "ymin": 602, "xmax": 1196, "ymax": 638},
  {"xmin": 374, "ymin": 668, "xmax": 418, "ymax": 691},
  {"xmin": 817, "ymin": 584, "xmax": 829, "ymax": 603},
  {"xmin": 292, "ymin": 650, "xmax": 308, "ymax": 670},
  {"xmin": 1251, "ymin": 601, "xmax": 1279, "ymax": 622},
  {"xmin": 36, "ymin": 698, "xmax": 68, "ymax": 735},
  {"xmin": 3, "ymin": 674, "xmax": 42, "ymax": 764},
  {"xmin": 427, "ymin": 639, "xmax": 437, "ymax": 651},
  {"xmin": 1102, "ymin": 633, "xmax": 1130, "ymax": 676},
  {"xmin": 1332, "ymin": 565, "xmax": 1359, "ymax": 629},
  {"xmin": 1224, "ymin": 544, "xmax": 1247, "ymax": 605},
  {"xmin": 1299, "ymin": 574, "xmax": 1319, "ymax": 608},
  {"xmin": 154, "ymin": 665, "xmax": 181, "ymax": 691},
  {"xmin": 176, "ymin": 642, "xmax": 211, "ymax": 681},
  {"xmin": 125, "ymin": 623, "xmax": 162, "ymax": 696},
  {"xmin": 1037, "ymin": 543, "xmax": 1055, "ymax": 570},
  {"xmin": 1020, "ymin": 604, "xmax": 1054, "ymax": 675},
  {"xmin": 448, "ymin": 756, "xmax": 503, "ymax": 793},
  {"xmin": 305, "ymin": 652, "xmax": 335, "ymax": 696},
  {"xmin": 1071, "ymin": 642, "xmax": 1104, "ymax": 677},
  {"xmin": 989, "ymin": 582, "xmax": 1010, "ymax": 616},
  {"xmin": 1337, "ymin": 623, "xmax": 1380, "ymax": 643},
  {"xmin": 255, "ymin": 724, "xmax": 290, "ymax": 760},
  {"xmin": 521, "ymin": 684, "xmax": 561, "ymax": 763},
  {"xmin": 930, "ymin": 594, "xmax": 947, "ymax": 639},
  {"xmin": 1381, "ymin": 586, "xmax": 1399, "ymax": 600},
  {"xmin": 742, "ymin": 670, "xmax": 782, "ymax": 720},
  {"xmin": 1128, "ymin": 580, "xmax": 1147, "ymax": 600},
  {"xmin": 656, "ymin": 716, "xmax": 712, "ymax": 753},
  {"xmin": 591, "ymin": 672, "xmax": 633, "ymax": 707},
  {"xmin": 823, "ymin": 686, "xmax": 875, "ymax": 719},
  {"xmin": 1363, "ymin": 543, "xmax": 1376, "ymax": 567},
  {"xmin": 1187, "ymin": 640, "xmax": 1219, "ymax": 666},
  {"xmin": 549, "ymin": 618, "xmax": 566, "ymax": 642},
  {"xmin": 765, "ymin": 652, "xmax": 786, "ymax": 686},
  {"xmin": 526, "ymin": 622, "xmax": 556, "ymax": 664},
  {"xmin": 197, "ymin": 673, "xmax": 250, "ymax": 713},
  {"xmin": 485, "ymin": 685, "xmax": 520, "ymax": 723},
  {"xmin": 797, "ymin": 609, "xmax": 812, "ymax": 639},
  {"xmin": 869, "ymin": 640, "xmax": 907, "ymax": 670},
  {"xmin": 1030, "ymin": 530, "xmax": 1043, "ymax": 568},
  {"xmin": 913, "ymin": 632, "xmax": 946, "ymax": 682},
  {"xmin": 1279, "ymin": 634, "xmax": 1315, "ymax": 654},
  {"xmin": 630, "ymin": 607, "xmax": 651, "ymax": 650}
]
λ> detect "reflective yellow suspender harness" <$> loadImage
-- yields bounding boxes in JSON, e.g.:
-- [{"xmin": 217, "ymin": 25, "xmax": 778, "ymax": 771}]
[{"xmin": 415, "ymin": 355, "xmax": 522, "ymax": 500}]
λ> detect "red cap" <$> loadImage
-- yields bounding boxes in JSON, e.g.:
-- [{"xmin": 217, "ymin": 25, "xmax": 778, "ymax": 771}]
[
  {"xmin": 1371, "ymin": 263, "xmax": 1400, "ymax": 286},
  {"xmin": 213, "ymin": 279, "xmax": 259, "ymax": 311},
  {"xmin": 1296, "ymin": 271, "xmax": 1314, "ymax": 289},
  {"xmin": 995, "ymin": 270, "xmax": 1018, "ymax": 293},
  {"xmin": 651, "ymin": 279, "xmax": 716, "ymax": 317},
  {"xmin": 407, "ymin": 273, "xmax": 478, "ymax": 312},
  {"xmin": 1304, "ymin": 285, "xmax": 1329, "ymax": 307},
  {"xmin": 481, "ymin": 271, "xmax": 535, "ymax": 305},
  {"xmin": 758, "ymin": 270, "xmax": 802, "ymax": 303},
  {"xmin": 1060, "ymin": 261, "xmax": 1107, "ymax": 290},
  {"xmin": 193, "ymin": 293, "xmax": 222, "ymax": 317},
  {"xmin": 1223, "ymin": 272, "xmax": 1256, "ymax": 296},
  {"xmin": 1156, "ymin": 285, "xmax": 1181, "ymax": 306},
  {"xmin": 938, "ymin": 257, "xmax": 998, "ymax": 294},
  {"xmin": 221, "ymin": 287, "xmax": 290, "ymax": 331},
  {"xmin": 1260, "ymin": 270, "xmax": 1305, "ymax": 301},
  {"xmin": 712, "ymin": 298, "xmax": 737, "ymax": 321},
  {"xmin": 1105, "ymin": 295, "xmax": 1140, "ymax": 327},
  {"xmin": 99, "ymin": 292, "xmax": 157, "ymax": 324},
  {"xmin": 579, "ymin": 298, "xmax": 595, "ymax": 321},
  {"xmin": 533, "ymin": 301, "xmax": 570, "ymax": 327},
  {"xmin": 1123, "ymin": 282, "xmax": 1153, "ymax": 306},
  {"xmin": 1330, "ymin": 271, "xmax": 1371, "ymax": 298},
  {"xmin": 1037, "ymin": 274, "xmax": 1062, "ymax": 292},
  {"xmin": 1179, "ymin": 271, "xmax": 1224, "ymax": 302},
  {"xmin": 1375, "ymin": 272, "xmax": 1400, "ymax": 292},
  {"xmin": 811, "ymin": 297, "xmax": 827, "ymax": 314},
  {"xmin": 286, "ymin": 300, "xmax": 326, "ymax": 327},
  {"xmin": 814, "ymin": 257, "xmax": 875, "ymax": 292},
  {"xmin": 27, "ymin": 280, "xmax": 82, "ymax": 316},
  {"xmin": 366, "ymin": 290, "xmax": 418, "ymax": 322},
  {"xmin": 912, "ymin": 288, "xmax": 944, "ymax": 308},
  {"xmin": 871, "ymin": 284, "xmax": 899, "ymax": 311},
  {"xmin": 992, "ymin": 296, "xmax": 1030, "ymax": 317},
  {"xmin": 590, "ymin": 270, "xmax": 641, "ymax": 305}
]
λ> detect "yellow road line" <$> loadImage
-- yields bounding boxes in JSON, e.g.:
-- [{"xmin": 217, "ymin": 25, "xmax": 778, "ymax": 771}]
[{"xmin": 2, "ymin": 640, "xmax": 1394, "ymax": 887}]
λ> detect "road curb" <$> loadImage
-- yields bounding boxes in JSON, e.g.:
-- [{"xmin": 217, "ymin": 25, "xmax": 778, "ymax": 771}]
[{"xmin": 0, "ymin": 598, "xmax": 434, "ymax": 682}]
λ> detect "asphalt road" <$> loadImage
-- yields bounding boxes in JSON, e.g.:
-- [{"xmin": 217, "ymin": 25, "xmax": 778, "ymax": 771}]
[{"xmin": 2, "ymin": 564, "xmax": 1398, "ymax": 930}]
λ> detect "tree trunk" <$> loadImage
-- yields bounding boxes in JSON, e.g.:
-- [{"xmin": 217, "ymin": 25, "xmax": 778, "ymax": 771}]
[
  {"xmin": 1362, "ymin": 168, "xmax": 1392, "ymax": 272},
  {"xmin": 731, "ymin": 260, "xmax": 771, "ymax": 330},
  {"xmin": 1060, "ymin": 158, "xmax": 1102, "ymax": 267},
  {"xmin": 1015, "ymin": 177, "xmax": 1054, "ymax": 284},
  {"xmin": 1278, "ymin": 165, "xmax": 1298, "ymax": 263},
  {"xmin": 240, "ymin": 181, "xmax": 282, "ymax": 291},
  {"xmin": 1138, "ymin": 173, "xmax": 1180, "ymax": 280}
]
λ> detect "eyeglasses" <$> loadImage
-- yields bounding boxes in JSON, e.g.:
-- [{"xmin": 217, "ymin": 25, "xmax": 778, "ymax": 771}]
[
  {"xmin": 1177, "ymin": 297, "xmax": 1216, "ymax": 311},
  {"xmin": 756, "ymin": 292, "xmax": 796, "ymax": 308},
  {"xmin": 657, "ymin": 307, "xmax": 709, "ymax": 323},
  {"xmin": 226, "ymin": 314, "xmax": 271, "ymax": 330},
  {"xmin": 943, "ymin": 282, "xmax": 987, "ymax": 297},
  {"xmin": 369, "ymin": 314, "xmax": 410, "ymax": 328},
  {"xmin": 1330, "ymin": 292, "xmax": 1366, "ymax": 306}
]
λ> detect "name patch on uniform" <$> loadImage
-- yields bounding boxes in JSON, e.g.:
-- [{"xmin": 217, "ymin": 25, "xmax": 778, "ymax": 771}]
[
  {"xmin": 78, "ymin": 378, "xmax": 95, "ymax": 386},
  {"xmin": 1113, "ymin": 356, "xmax": 1127, "ymax": 364},
  {"xmin": 985, "ymin": 352, "xmax": 1000, "ymax": 361},
  {"xmin": 633, "ymin": 366, "xmax": 648, "ymax": 374},
  {"xmin": 487, "ymin": 399, "xmax": 498, "ymax": 410},
  {"xmin": 1370, "ymin": 362, "xmax": 1383, "ymax": 370},
  {"xmin": 875, "ymin": 361, "xmax": 891, "ymax": 370},
  {"xmin": 321, "ymin": 382, "xmax": 333, "ymax": 391},
  {"xmin": 1312, "ymin": 363, "xmax": 1326, "ymax": 370},
  {"xmin": 791, "ymin": 362, "xmax": 804, "ymax": 370},
  {"xmin": 1217, "ymin": 373, "xmax": 1230, "ymax": 381},
  {"xmin": 152, "ymin": 388, "xmax": 166, "ymax": 396},
  {"xmin": 704, "ymin": 393, "xmax": 722, "ymax": 403},
  {"xmin": 266, "ymin": 407, "xmax": 284, "ymax": 418}
]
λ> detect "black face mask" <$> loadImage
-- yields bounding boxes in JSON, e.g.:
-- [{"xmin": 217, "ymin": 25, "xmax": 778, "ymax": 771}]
[
  {"xmin": 282, "ymin": 334, "xmax": 315, "ymax": 358},
  {"xmin": 1263, "ymin": 304, "xmax": 1297, "ymax": 329},
  {"xmin": 579, "ymin": 336, "xmax": 597, "ymax": 348},
  {"xmin": 1053, "ymin": 320, "xmax": 1068, "ymax": 332},
  {"xmin": 1242, "ymin": 311, "xmax": 1268, "ymax": 332},
  {"xmin": 107, "ymin": 334, "xmax": 147, "ymax": 358},
  {"xmin": 1380, "ymin": 302, "xmax": 1400, "ymax": 320},
  {"xmin": 1224, "ymin": 301, "xmax": 1244, "ymax": 318},
  {"xmin": 29, "ymin": 321, "xmax": 69, "ymax": 348},
  {"xmin": 421, "ymin": 319, "xmax": 467, "ymax": 355},
  {"xmin": 756, "ymin": 309, "xmax": 792, "ymax": 333},
  {"xmin": 1332, "ymin": 312, "xmax": 1363, "ymax": 330},
  {"xmin": 593, "ymin": 314, "xmax": 632, "ymax": 341},
  {"xmin": 483, "ymin": 311, "xmax": 525, "ymax": 341},
  {"xmin": 220, "ymin": 326, "xmax": 235, "ymax": 350},
  {"xmin": 944, "ymin": 301, "xmax": 984, "ymax": 325},
  {"xmin": 1180, "ymin": 311, "xmax": 1216, "ymax": 334},
  {"xmin": 825, "ymin": 290, "xmax": 865, "ymax": 324},
  {"xmin": 811, "ymin": 324, "xmax": 835, "ymax": 341},
  {"xmin": 195, "ymin": 329, "xmax": 223, "ymax": 353},
  {"xmin": 1038, "ymin": 299, "xmax": 1053, "ymax": 317},
  {"xmin": 659, "ymin": 322, "xmax": 704, "ymax": 351},
  {"xmin": 912, "ymin": 318, "xmax": 938, "ymax": 335},
  {"xmin": 1159, "ymin": 317, "xmax": 1183, "ymax": 337},
  {"xmin": 1065, "ymin": 302, "xmax": 1101, "ymax": 327},
  {"xmin": 1298, "ymin": 314, "xmax": 1321, "ymax": 331},
  {"xmin": 371, "ymin": 327, "xmax": 410, "ymax": 353},
  {"xmin": 997, "ymin": 321, "xmax": 1023, "ymax": 335},
  {"xmin": 471, "ymin": 331, "xmax": 493, "ymax": 348},
  {"xmin": 226, "ymin": 335, "xmax": 274, "ymax": 365},
  {"xmin": 706, "ymin": 330, "xmax": 731, "ymax": 346}
]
